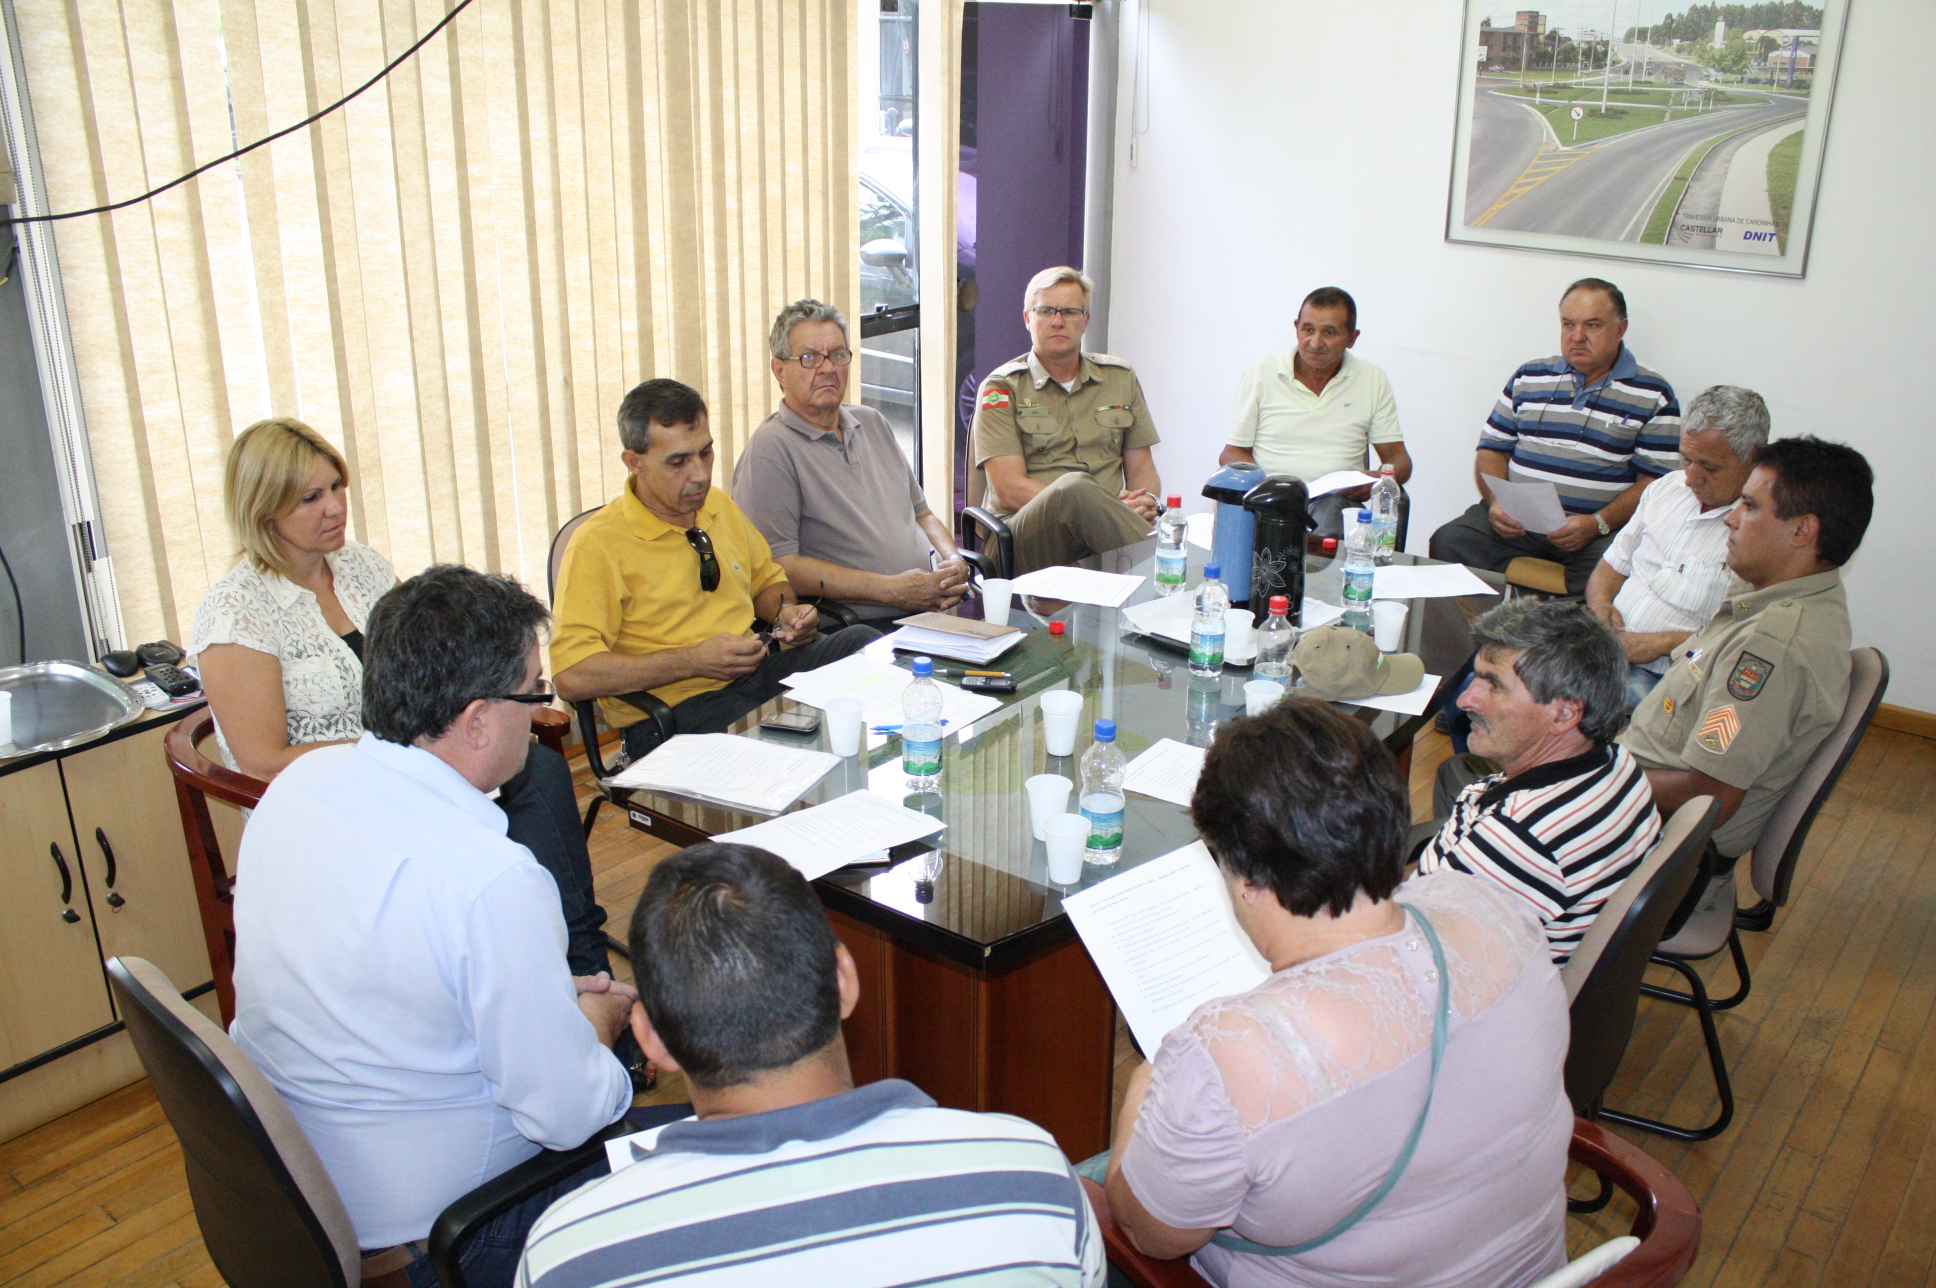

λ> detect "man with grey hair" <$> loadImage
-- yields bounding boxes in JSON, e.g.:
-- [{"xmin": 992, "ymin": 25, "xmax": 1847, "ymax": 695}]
[
  {"xmin": 971, "ymin": 265, "xmax": 1164, "ymax": 573},
  {"xmin": 1586, "ymin": 385, "xmax": 1770, "ymax": 704},
  {"xmin": 733, "ymin": 299, "xmax": 970, "ymax": 621},
  {"xmin": 1416, "ymin": 599, "xmax": 1660, "ymax": 964}
]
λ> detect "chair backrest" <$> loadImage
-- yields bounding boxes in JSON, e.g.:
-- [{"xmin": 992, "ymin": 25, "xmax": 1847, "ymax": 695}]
[
  {"xmin": 1747, "ymin": 647, "xmax": 1887, "ymax": 909},
  {"xmin": 106, "ymin": 956, "xmax": 360, "ymax": 1288},
  {"xmin": 549, "ymin": 506, "xmax": 603, "ymax": 605},
  {"xmin": 164, "ymin": 707, "xmax": 271, "ymax": 1025},
  {"xmin": 1563, "ymin": 796, "xmax": 1720, "ymax": 1117}
]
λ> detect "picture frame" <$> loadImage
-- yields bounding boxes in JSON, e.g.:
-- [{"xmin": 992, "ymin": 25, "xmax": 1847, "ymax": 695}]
[{"xmin": 1444, "ymin": 1, "xmax": 1849, "ymax": 277}]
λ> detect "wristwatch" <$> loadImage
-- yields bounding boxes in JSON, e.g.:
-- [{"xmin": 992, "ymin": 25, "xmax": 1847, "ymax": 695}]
[{"xmin": 1593, "ymin": 512, "xmax": 1610, "ymax": 537}]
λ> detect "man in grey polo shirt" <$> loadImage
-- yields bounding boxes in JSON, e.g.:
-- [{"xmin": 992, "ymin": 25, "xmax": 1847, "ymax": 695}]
[{"xmin": 733, "ymin": 299, "xmax": 970, "ymax": 623}]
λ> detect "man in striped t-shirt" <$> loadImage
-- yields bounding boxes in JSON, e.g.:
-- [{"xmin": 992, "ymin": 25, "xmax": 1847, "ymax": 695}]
[
  {"xmin": 517, "ymin": 843, "xmax": 1105, "ymax": 1288},
  {"xmin": 1430, "ymin": 279, "xmax": 1681, "ymax": 595},
  {"xmin": 1417, "ymin": 600, "xmax": 1660, "ymax": 964}
]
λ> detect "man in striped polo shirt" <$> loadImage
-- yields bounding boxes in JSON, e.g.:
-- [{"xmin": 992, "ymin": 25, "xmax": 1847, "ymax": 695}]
[
  {"xmin": 1417, "ymin": 600, "xmax": 1660, "ymax": 964},
  {"xmin": 517, "ymin": 843, "xmax": 1105, "ymax": 1288},
  {"xmin": 1430, "ymin": 278, "xmax": 1681, "ymax": 596}
]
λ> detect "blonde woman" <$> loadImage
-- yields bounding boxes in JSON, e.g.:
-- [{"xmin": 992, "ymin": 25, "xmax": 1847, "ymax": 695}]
[{"xmin": 188, "ymin": 419, "xmax": 617, "ymax": 986}]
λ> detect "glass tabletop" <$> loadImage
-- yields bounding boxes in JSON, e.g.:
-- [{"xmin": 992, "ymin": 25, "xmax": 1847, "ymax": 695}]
[{"xmin": 612, "ymin": 538, "xmax": 1502, "ymax": 970}]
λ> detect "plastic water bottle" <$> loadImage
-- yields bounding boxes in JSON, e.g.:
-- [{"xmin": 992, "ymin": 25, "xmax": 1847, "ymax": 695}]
[
  {"xmin": 1369, "ymin": 464, "xmax": 1401, "ymax": 565},
  {"xmin": 1307, "ymin": 536, "xmax": 1342, "ymax": 612},
  {"xmin": 1342, "ymin": 510, "xmax": 1375, "ymax": 634},
  {"xmin": 1080, "ymin": 718, "xmax": 1127, "ymax": 864},
  {"xmin": 1255, "ymin": 594, "xmax": 1295, "ymax": 684},
  {"xmin": 1190, "ymin": 564, "xmax": 1229, "ymax": 678},
  {"xmin": 900, "ymin": 656, "xmax": 944, "ymax": 790},
  {"xmin": 1154, "ymin": 496, "xmax": 1187, "ymax": 596}
]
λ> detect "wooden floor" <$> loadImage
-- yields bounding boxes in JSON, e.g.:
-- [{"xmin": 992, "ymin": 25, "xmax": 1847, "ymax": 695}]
[{"xmin": 6, "ymin": 725, "xmax": 1935, "ymax": 1286}]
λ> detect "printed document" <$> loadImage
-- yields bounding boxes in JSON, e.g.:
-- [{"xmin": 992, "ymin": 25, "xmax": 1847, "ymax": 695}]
[
  {"xmin": 1010, "ymin": 565, "xmax": 1146, "ymax": 608},
  {"xmin": 782, "ymin": 655, "xmax": 1001, "ymax": 741},
  {"xmin": 609, "ymin": 734, "xmax": 837, "ymax": 814},
  {"xmin": 1121, "ymin": 738, "xmax": 1207, "ymax": 808},
  {"xmin": 1479, "ymin": 476, "xmax": 1569, "ymax": 535},
  {"xmin": 1305, "ymin": 469, "xmax": 1378, "ymax": 498},
  {"xmin": 713, "ymin": 791, "xmax": 946, "ymax": 881},
  {"xmin": 1371, "ymin": 563, "xmax": 1495, "ymax": 599},
  {"xmin": 1064, "ymin": 842, "xmax": 1271, "ymax": 1055}
]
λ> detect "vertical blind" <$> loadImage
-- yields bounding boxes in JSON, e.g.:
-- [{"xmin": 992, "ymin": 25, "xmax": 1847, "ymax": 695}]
[{"xmin": 14, "ymin": 0, "xmax": 856, "ymax": 647}]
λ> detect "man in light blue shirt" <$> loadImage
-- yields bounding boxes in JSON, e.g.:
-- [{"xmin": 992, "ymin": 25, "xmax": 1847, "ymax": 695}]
[{"xmin": 231, "ymin": 565, "xmax": 641, "ymax": 1288}]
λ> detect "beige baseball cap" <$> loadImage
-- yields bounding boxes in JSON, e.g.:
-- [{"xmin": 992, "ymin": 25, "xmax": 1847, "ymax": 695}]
[{"xmin": 1292, "ymin": 625, "xmax": 1425, "ymax": 702}]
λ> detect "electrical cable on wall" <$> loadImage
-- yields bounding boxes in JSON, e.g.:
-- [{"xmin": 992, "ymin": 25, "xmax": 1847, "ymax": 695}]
[
  {"xmin": 0, "ymin": 540, "xmax": 26, "ymax": 664},
  {"xmin": 2, "ymin": 0, "xmax": 479, "ymax": 228}
]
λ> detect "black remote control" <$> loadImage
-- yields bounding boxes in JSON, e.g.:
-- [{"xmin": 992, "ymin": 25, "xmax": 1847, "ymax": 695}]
[{"xmin": 144, "ymin": 664, "xmax": 201, "ymax": 698}]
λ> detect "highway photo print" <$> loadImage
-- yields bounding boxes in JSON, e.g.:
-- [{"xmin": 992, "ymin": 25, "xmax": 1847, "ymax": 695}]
[{"xmin": 1445, "ymin": 1, "xmax": 1848, "ymax": 276}]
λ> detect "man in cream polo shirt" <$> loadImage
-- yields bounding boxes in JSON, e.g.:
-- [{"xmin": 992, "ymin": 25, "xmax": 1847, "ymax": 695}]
[{"xmin": 1223, "ymin": 286, "xmax": 1411, "ymax": 537}]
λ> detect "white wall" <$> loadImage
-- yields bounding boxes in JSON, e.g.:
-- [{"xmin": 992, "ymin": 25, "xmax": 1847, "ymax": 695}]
[{"xmin": 1105, "ymin": 0, "xmax": 1936, "ymax": 711}]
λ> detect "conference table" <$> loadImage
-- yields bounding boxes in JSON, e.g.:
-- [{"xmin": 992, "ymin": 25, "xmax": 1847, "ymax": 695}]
[{"xmin": 610, "ymin": 538, "xmax": 1502, "ymax": 1159}]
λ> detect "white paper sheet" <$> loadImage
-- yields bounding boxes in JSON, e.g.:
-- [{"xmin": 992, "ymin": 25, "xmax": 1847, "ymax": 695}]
[
  {"xmin": 1480, "ymin": 476, "xmax": 1569, "ymax": 535},
  {"xmin": 1010, "ymin": 565, "xmax": 1147, "ymax": 608},
  {"xmin": 783, "ymin": 655, "xmax": 1002, "ymax": 745},
  {"xmin": 609, "ymin": 734, "xmax": 838, "ymax": 814},
  {"xmin": 1371, "ymin": 563, "xmax": 1496, "ymax": 600},
  {"xmin": 604, "ymin": 1118, "xmax": 692, "ymax": 1172},
  {"xmin": 1063, "ymin": 842, "xmax": 1271, "ymax": 1055},
  {"xmin": 1335, "ymin": 672, "xmax": 1441, "ymax": 717},
  {"xmin": 1184, "ymin": 511, "xmax": 1214, "ymax": 550},
  {"xmin": 1300, "ymin": 598, "xmax": 1347, "ymax": 629},
  {"xmin": 1305, "ymin": 469, "xmax": 1378, "ymax": 498},
  {"xmin": 1121, "ymin": 738, "xmax": 1207, "ymax": 808},
  {"xmin": 1121, "ymin": 594, "xmax": 1341, "ymax": 656},
  {"xmin": 713, "ymin": 790, "xmax": 947, "ymax": 881}
]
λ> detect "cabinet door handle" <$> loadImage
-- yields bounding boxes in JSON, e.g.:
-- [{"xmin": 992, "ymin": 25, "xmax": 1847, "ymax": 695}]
[
  {"xmin": 96, "ymin": 827, "xmax": 119, "ymax": 887},
  {"xmin": 50, "ymin": 842, "xmax": 73, "ymax": 903}
]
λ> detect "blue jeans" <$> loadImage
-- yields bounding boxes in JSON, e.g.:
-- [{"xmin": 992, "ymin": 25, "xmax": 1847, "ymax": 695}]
[
  {"xmin": 1628, "ymin": 662, "xmax": 1664, "ymax": 708},
  {"xmin": 398, "ymin": 1103, "xmax": 691, "ymax": 1288}
]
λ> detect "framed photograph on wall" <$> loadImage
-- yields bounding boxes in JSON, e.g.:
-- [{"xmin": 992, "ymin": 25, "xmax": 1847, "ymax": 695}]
[{"xmin": 1444, "ymin": 1, "xmax": 1848, "ymax": 277}]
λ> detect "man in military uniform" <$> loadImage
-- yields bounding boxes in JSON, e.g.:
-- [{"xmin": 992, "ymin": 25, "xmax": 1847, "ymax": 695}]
[
  {"xmin": 971, "ymin": 265, "xmax": 1162, "ymax": 573},
  {"xmin": 1617, "ymin": 437, "xmax": 1873, "ymax": 912}
]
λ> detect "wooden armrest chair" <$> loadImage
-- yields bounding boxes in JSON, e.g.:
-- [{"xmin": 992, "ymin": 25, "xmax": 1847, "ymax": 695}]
[{"xmin": 1077, "ymin": 1118, "xmax": 1698, "ymax": 1288}]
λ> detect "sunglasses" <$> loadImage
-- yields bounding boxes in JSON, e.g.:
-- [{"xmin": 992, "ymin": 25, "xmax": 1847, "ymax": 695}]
[{"xmin": 686, "ymin": 527, "xmax": 720, "ymax": 592}]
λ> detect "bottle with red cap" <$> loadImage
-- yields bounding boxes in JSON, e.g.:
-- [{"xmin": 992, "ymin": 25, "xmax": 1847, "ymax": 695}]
[
  {"xmin": 1255, "ymin": 594, "xmax": 1295, "ymax": 685},
  {"xmin": 1153, "ymin": 495, "xmax": 1187, "ymax": 595}
]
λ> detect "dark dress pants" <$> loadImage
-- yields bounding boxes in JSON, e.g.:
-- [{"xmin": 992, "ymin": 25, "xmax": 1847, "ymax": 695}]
[
  {"xmin": 497, "ymin": 742, "xmax": 609, "ymax": 977},
  {"xmin": 1427, "ymin": 500, "xmax": 1611, "ymax": 597},
  {"xmin": 623, "ymin": 626, "xmax": 883, "ymax": 755}
]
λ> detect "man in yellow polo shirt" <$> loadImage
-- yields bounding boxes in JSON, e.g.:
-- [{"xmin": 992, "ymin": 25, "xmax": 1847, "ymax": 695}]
[{"xmin": 552, "ymin": 379, "xmax": 880, "ymax": 754}]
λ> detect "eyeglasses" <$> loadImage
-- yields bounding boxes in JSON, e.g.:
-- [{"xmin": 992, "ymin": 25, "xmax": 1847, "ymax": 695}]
[
  {"xmin": 687, "ymin": 527, "xmax": 721, "ymax": 592},
  {"xmin": 493, "ymin": 678, "xmax": 554, "ymax": 705},
  {"xmin": 781, "ymin": 348, "xmax": 853, "ymax": 369},
  {"xmin": 1030, "ymin": 306, "xmax": 1088, "ymax": 320}
]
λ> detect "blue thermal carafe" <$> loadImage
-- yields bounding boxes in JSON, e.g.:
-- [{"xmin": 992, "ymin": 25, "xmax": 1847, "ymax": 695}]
[{"xmin": 1202, "ymin": 461, "xmax": 1264, "ymax": 603}]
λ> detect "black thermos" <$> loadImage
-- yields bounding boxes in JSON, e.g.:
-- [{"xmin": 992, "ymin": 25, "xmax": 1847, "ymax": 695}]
[{"xmin": 1243, "ymin": 475, "xmax": 1313, "ymax": 625}]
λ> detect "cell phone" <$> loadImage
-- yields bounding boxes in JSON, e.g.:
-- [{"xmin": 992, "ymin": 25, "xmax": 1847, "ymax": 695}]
[
  {"xmin": 758, "ymin": 709, "xmax": 822, "ymax": 734},
  {"xmin": 960, "ymin": 673, "xmax": 1017, "ymax": 693}
]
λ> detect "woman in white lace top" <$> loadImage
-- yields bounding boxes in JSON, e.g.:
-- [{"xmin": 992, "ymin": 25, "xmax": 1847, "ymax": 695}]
[
  {"xmin": 1106, "ymin": 699, "xmax": 1574, "ymax": 1287},
  {"xmin": 187, "ymin": 420, "xmax": 622, "ymax": 992}
]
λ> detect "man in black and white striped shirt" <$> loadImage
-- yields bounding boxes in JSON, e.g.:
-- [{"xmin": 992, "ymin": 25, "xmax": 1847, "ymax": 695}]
[{"xmin": 1417, "ymin": 600, "xmax": 1661, "ymax": 964}]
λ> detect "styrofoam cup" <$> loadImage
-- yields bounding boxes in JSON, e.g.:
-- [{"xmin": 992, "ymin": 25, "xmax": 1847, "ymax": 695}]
[
  {"xmin": 1244, "ymin": 679, "xmax": 1284, "ymax": 716},
  {"xmin": 0, "ymin": 690, "xmax": 11, "ymax": 747},
  {"xmin": 1039, "ymin": 689, "xmax": 1084, "ymax": 756},
  {"xmin": 1372, "ymin": 600, "xmax": 1410, "ymax": 653},
  {"xmin": 981, "ymin": 578, "xmax": 1014, "ymax": 627},
  {"xmin": 826, "ymin": 696, "xmax": 863, "ymax": 756},
  {"xmin": 1044, "ymin": 813, "xmax": 1090, "ymax": 885},
  {"xmin": 1224, "ymin": 607, "xmax": 1253, "ymax": 658},
  {"xmin": 1025, "ymin": 773, "xmax": 1073, "ymax": 841}
]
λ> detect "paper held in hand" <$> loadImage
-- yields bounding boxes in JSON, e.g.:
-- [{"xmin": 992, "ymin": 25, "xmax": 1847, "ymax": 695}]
[
  {"xmin": 1063, "ymin": 841, "xmax": 1271, "ymax": 1056},
  {"xmin": 713, "ymin": 790, "xmax": 945, "ymax": 881},
  {"xmin": 608, "ymin": 734, "xmax": 837, "ymax": 815},
  {"xmin": 1479, "ymin": 476, "xmax": 1569, "ymax": 535}
]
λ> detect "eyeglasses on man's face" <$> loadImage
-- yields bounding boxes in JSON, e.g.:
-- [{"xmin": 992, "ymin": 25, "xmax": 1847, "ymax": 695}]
[
  {"xmin": 781, "ymin": 348, "xmax": 853, "ymax": 369},
  {"xmin": 686, "ymin": 526, "xmax": 721, "ymax": 592},
  {"xmin": 1030, "ymin": 306, "xmax": 1088, "ymax": 320},
  {"xmin": 493, "ymin": 678, "xmax": 554, "ymax": 705}
]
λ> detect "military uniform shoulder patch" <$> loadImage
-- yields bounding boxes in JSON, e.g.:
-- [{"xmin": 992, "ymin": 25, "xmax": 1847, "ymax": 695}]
[
  {"xmin": 979, "ymin": 385, "xmax": 1012, "ymax": 410},
  {"xmin": 1727, "ymin": 651, "xmax": 1774, "ymax": 701},
  {"xmin": 1695, "ymin": 705, "xmax": 1741, "ymax": 754}
]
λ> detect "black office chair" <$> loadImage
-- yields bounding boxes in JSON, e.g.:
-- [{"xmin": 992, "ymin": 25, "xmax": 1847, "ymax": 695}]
[
  {"xmin": 106, "ymin": 955, "xmax": 629, "ymax": 1288},
  {"xmin": 1560, "ymin": 797, "xmax": 1721, "ymax": 1160},
  {"xmin": 959, "ymin": 463, "xmax": 1015, "ymax": 580},
  {"xmin": 1619, "ymin": 647, "xmax": 1888, "ymax": 1142}
]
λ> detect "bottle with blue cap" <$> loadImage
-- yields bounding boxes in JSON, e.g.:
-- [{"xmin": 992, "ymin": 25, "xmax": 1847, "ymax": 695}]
[
  {"xmin": 901, "ymin": 656, "xmax": 944, "ymax": 790},
  {"xmin": 1079, "ymin": 718, "xmax": 1127, "ymax": 864},
  {"xmin": 1190, "ymin": 563, "xmax": 1229, "ymax": 678}
]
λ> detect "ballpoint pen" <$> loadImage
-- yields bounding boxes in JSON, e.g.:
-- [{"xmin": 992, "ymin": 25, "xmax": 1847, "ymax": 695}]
[{"xmin": 871, "ymin": 720, "xmax": 953, "ymax": 734}]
